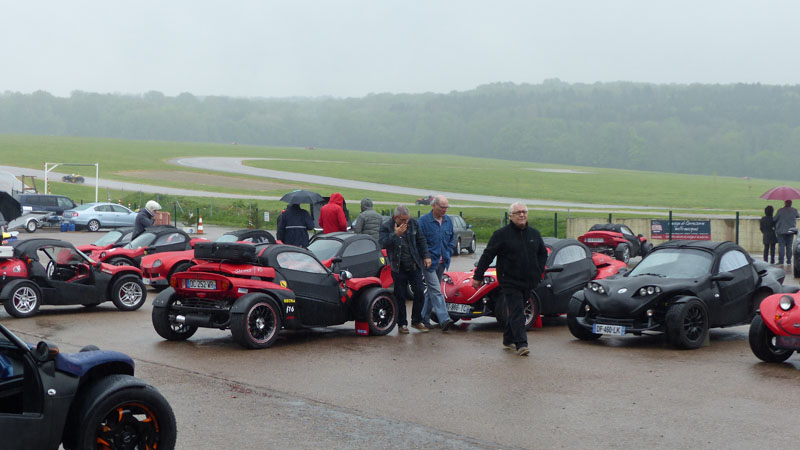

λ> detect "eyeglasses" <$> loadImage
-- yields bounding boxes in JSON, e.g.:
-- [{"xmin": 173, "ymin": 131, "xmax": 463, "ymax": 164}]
[
  {"xmin": 435, "ymin": 204, "xmax": 449, "ymax": 209},
  {"xmin": 511, "ymin": 211, "xmax": 528, "ymax": 216}
]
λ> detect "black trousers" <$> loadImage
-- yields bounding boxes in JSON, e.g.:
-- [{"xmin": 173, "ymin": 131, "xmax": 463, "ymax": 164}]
[
  {"xmin": 392, "ymin": 268, "xmax": 426, "ymax": 326},
  {"xmin": 502, "ymin": 286, "xmax": 528, "ymax": 348},
  {"xmin": 763, "ymin": 242, "xmax": 776, "ymax": 264}
]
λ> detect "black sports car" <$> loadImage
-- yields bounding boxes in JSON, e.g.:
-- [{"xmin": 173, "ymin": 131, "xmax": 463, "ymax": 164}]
[
  {"xmin": 61, "ymin": 174, "xmax": 85, "ymax": 183},
  {"xmin": 567, "ymin": 240, "xmax": 785, "ymax": 349},
  {"xmin": 0, "ymin": 322, "xmax": 176, "ymax": 449},
  {"xmin": 308, "ymin": 232, "xmax": 390, "ymax": 284}
]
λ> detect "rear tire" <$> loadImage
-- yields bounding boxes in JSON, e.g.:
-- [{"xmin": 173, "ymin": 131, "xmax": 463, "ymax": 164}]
[
  {"xmin": 111, "ymin": 275, "xmax": 146, "ymax": 311},
  {"xmin": 454, "ymin": 238, "xmax": 462, "ymax": 256},
  {"xmin": 87, "ymin": 219, "xmax": 101, "ymax": 232},
  {"xmin": 523, "ymin": 295, "xmax": 541, "ymax": 331},
  {"xmin": 152, "ymin": 292, "xmax": 197, "ymax": 341},
  {"xmin": 614, "ymin": 243, "xmax": 631, "ymax": 264},
  {"xmin": 3, "ymin": 282, "xmax": 41, "ymax": 318},
  {"xmin": 361, "ymin": 287, "xmax": 397, "ymax": 335},
  {"xmin": 467, "ymin": 236, "xmax": 476, "ymax": 254},
  {"xmin": 231, "ymin": 295, "xmax": 281, "ymax": 349},
  {"xmin": 567, "ymin": 296, "xmax": 602, "ymax": 341},
  {"xmin": 665, "ymin": 298, "xmax": 708, "ymax": 349},
  {"xmin": 749, "ymin": 314, "xmax": 793, "ymax": 362},
  {"xmin": 25, "ymin": 219, "xmax": 37, "ymax": 233}
]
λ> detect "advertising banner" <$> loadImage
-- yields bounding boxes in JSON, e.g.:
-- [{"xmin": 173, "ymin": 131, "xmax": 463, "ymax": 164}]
[{"xmin": 651, "ymin": 219, "xmax": 711, "ymax": 240}]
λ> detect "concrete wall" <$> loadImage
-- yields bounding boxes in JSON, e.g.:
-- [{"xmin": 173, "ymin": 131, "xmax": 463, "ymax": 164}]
[{"xmin": 567, "ymin": 217, "xmax": 764, "ymax": 253}]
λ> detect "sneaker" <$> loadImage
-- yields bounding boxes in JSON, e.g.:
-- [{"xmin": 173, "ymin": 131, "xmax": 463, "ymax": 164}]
[
  {"xmin": 411, "ymin": 323, "xmax": 430, "ymax": 333},
  {"xmin": 398, "ymin": 325, "xmax": 409, "ymax": 334},
  {"xmin": 516, "ymin": 346, "xmax": 530, "ymax": 356},
  {"xmin": 441, "ymin": 319, "xmax": 454, "ymax": 332},
  {"xmin": 503, "ymin": 342, "xmax": 516, "ymax": 351}
]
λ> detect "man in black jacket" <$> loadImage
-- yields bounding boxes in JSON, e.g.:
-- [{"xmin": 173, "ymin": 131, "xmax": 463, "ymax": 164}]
[
  {"xmin": 277, "ymin": 204, "xmax": 315, "ymax": 248},
  {"xmin": 472, "ymin": 202, "xmax": 547, "ymax": 356},
  {"xmin": 379, "ymin": 205, "xmax": 431, "ymax": 334}
]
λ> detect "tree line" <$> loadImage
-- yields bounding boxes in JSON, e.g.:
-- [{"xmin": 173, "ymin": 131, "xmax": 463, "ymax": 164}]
[{"xmin": 2, "ymin": 79, "xmax": 800, "ymax": 180}]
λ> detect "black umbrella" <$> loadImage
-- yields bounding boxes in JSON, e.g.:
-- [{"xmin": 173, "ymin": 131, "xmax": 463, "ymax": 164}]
[
  {"xmin": 0, "ymin": 191, "xmax": 22, "ymax": 222},
  {"xmin": 280, "ymin": 190, "xmax": 324, "ymax": 205}
]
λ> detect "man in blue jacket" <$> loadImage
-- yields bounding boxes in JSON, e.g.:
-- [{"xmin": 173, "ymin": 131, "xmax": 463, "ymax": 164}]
[
  {"xmin": 277, "ymin": 203, "xmax": 315, "ymax": 248},
  {"xmin": 418, "ymin": 195, "xmax": 455, "ymax": 331}
]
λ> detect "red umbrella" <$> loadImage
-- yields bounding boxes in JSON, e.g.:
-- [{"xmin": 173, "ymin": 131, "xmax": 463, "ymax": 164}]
[{"xmin": 760, "ymin": 185, "xmax": 800, "ymax": 201}]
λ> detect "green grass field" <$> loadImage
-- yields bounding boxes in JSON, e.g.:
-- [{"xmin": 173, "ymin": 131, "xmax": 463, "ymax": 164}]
[{"xmin": 1, "ymin": 133, "xmax": 795, "ymax": 239}]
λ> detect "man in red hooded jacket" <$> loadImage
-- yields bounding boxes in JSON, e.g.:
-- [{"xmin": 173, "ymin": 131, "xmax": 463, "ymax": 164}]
[{"xmin": 319, "ymin": 192, "xmax": 348, "ymax": 234}]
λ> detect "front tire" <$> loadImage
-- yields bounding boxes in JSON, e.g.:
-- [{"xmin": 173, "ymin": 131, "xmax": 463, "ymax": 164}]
[
  {"xmin": 3, "ymin": 282, "xmax": 41, "ymax": 318},
  {"xmin": 614, "ymin": 243, "xmax": 631, "ymax": 264},
  {"xmin": 75, "ymin": 377, "xmax": 177, "ymax": 450},
  {"xmin": 108, "ymin": 256, "xmax": 135, "ymax": 267},
  {"xmin": 665, "ymin": 298, "xmax": 708, "ymax": 349},
  {"xmin": 567, "ymin": 296, "xmax": 602, "ymax": 341},
  {"xmin": 152, "ymin": 291, "xmax": 197, "ymax": 341},
  {"xmin": 749, "ymin": 314, "xmax": 793, "ymax": 362},
  {"xmin": 231, "ymin": 296, "xmax": 281, "ymax": 349},
  {"xmin": 454, "ymin": 238, "xmax": 462, "ymax": 255},
  {"xmin": 111, "ymin": 275, "xmax": 146, "ymax": 311},
  {"xmin": 361, "ymin": 288, "xmax": 397, "ymax": 335},
  {"xmin": 87, "ymin": 219, "xmax": 101, "ymax": 232},
  {"xmin": 467, "ymin": 236, "xmax": 476, "ymax": 254}
]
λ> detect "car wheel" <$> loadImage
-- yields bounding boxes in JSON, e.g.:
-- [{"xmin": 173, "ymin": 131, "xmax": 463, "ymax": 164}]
[
  {"xmin": 614, "ymin": 243, "xmax": 631, "ymax": 264},
  {"xmin": 641, "ymin": 242, "xmax": 654, "ymax": 257},
  {"xmin": 152, "ymin": 291, "xmax": 198, "ymax": 341},
  {"xmin": 231, "ymin": 295, "xmax": 281, "ymax": 349},
  {"xmin": 3, "ymin": 282, "xmax": 41, "ymax": 318},
  {"xmin": 567, "ymin": 296, "xmax": 602, "ymax": 341},
  {"xmin": 25, "ymin": 219, "xmax": 37, "ymax": 233},
  {"xmin": 169, "ymin": 261, "xmax": 194, "ymax": 285},
  {"xmin": 46, "ymin": 260, "xmax": 55, "ymax": 278},
  {"xmin": 749, "ymin": 314, "xmax": 793, "ymax": 362},
  {"xmin": 108, "ymin": 256, "xmax": 135, "ymax": 267},
  {"xmin": 87, "ymin": 219, "xmax": 101, "ymax": 232},
  {"xmin": 75, "ymin": 377, "xmax": 177, "ymax": 450},
  {"xmin": 454, "ymin": 238, "xmax": 462, "ymax": 256},
  {"xmin": 110, "ymin": 275, "xmax": 147, "ymax": 311},
  {"xmin": 523, "ymin": 294, "xmax": 541, "ymax": 331},
  {"xmin": 665, "ymin": 298, "xmax": 708, "ymax": 349},
  {"xmin": 361, "ymin": 287, "xmax": 397, "ymax": 336},
  {"xmin": 467, "ymin": 236, "xmax": 476, "ymax": 254}
]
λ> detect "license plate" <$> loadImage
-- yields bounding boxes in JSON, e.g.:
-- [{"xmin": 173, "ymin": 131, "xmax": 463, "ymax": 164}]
[
  {"xmin": 142, "ymin": 278, "xmax": 151, "ymax": 285},
  {"xmin": 593, "ymin": 323, "xmax": 626, "ymax": 335},
  {"xmin": 775, "ymin": 335, "xmax": 800, "ymax": 349},
  {"xmin": 585, "ymin": 238, "xmax": 605, "ymax": 243},
  {"xmin": 446, "ymin": 303, "xmax": 471, "ymax": 314},
  {"xmin": 187, "ymin": 279, "xmax": 216, "ymax": 290}
]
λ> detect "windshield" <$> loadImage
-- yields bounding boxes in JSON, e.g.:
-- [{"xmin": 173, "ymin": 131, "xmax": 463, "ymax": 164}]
[
  {"xmin": 125, "ymin": 232, "xmax": 156, "ymax": 249},
  {"xmin": 92, "ymin": 230, "xmax": 123, "ymax": 246},
  {"xmin": 308, "ymin": 239, "xmax": 342, "ymax": 261},
  {"xmin": 629, "ymin": 248, "xmax": 713, "ymax": 279},
  {"xmin": 216, "ymin": 234, "xmax": 239, "ymax": 243}
]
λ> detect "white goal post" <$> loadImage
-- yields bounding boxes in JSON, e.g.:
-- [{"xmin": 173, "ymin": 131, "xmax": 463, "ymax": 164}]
[{"xmin": 44, "ymin": 162, "xmax": 99, "ymax": 202}]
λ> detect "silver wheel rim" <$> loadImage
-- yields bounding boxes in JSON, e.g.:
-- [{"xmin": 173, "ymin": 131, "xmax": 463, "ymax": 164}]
[
  {"xmin": 89, "ymin": 221, "xmax": 99, "ymax": 231},
  {"xmin": 118, "ymin": 281, "xmax": 143, "ymax": 307},
  {"xmin": 13, "ymin": 287, "xmax": 37, "ymax": 313}
]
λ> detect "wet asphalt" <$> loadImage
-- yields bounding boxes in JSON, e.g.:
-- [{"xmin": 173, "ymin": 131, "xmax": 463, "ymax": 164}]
[{"xmin": 3, "ymin": 226, "xmax": 800, "ymax": 450}]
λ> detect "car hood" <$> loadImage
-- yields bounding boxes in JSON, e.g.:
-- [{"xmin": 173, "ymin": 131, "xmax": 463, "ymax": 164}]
[{"xmin": 585, "ymin": 275, "xmax": 697, "ymax": 318}]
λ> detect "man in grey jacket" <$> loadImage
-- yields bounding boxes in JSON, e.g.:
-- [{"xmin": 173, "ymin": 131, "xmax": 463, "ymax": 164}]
[
  {"xmin": 353, "ymin": 198, "xmax": 383, "ymax": 240},
  {"xmin": 774, "ymin": 200, "xmax": 800, "ymax": 265}
]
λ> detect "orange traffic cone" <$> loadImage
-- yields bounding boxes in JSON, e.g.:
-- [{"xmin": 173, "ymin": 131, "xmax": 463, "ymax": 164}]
[{"xmin": 197, "ymin": 216, "xmax": 204, "ymax": 234}]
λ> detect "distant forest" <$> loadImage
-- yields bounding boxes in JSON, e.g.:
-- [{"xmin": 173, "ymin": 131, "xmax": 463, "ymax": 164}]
[{"xmin": 2, "ymin": 80, "xmax": 800, "ymax": 180}]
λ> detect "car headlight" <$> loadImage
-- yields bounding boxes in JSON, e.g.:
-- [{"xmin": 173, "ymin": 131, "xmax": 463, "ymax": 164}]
[
  {"xmin": 637, "ymin": 286, "xmax": 662, "ymax": 296},
  {"xmin": 100, "ymin": 252, "xmax": 106, "ymax": 259},
  {"xmin": 442, "ymin": 274, "xmax": 452, "ymax": 284},
  {"xmin": 779, "ymin": 295, "xmax": 795, "ymax": 311},
  {"xmin": 152, "ymin": 259, "xmax": 162, "ymax": 268},
  {"xmin": 483, "ymin": 276, "xmax": 495, "ymax": 285},
  {"xmin": 587, "ymin": 282, "xmax": 606, "ymax": 294}
]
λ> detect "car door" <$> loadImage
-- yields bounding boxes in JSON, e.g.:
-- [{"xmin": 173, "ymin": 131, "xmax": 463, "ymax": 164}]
[
  {"xmin": 713, "ymin": 249, "xmax": 758, "ymax": 326},
  {"xmin": 273, "ymin": 250, "xmax": 343, "ymax": 326},
  {"xmin": 38, "ymin": 246, "xmax": 102, "ymax": 305},
  {"xmin": 152, "ymin": 232, "xmax": 189, "ymax": 254},
  {"xmin": 110, "ymin": 204, "xmax": 135, "ymax": 227},
  {"xmin": 93, "ymin": 205, "xmax": 113, "ymax": 227},
  {"xmin": 541, "ymin": 244, "xmax": 596, "ymax": 313},
  {"xmin": 340, "ymin": 238, "xmax": 383, "ymax": 278}
]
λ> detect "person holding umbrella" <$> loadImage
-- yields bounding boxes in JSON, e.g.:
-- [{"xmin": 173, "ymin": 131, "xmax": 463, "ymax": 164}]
[
  {"xmin": 774, "ymin": 200, "xmax": 799, "ymax": 265},
  {"xmin": 277, "ymin": 203, "xmax": 315, "ymax": 248}
]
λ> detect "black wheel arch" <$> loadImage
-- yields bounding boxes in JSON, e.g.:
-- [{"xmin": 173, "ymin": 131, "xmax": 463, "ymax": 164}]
[
  {"xmin": 152, "ymin": 287, "xmax": 176, "ymax": 307},
  {"xmin": 0, "ymin": 278, "xmax": 42, "ymax": 301},
  {"xmin": 352, "ymin": 285, "xmax": 393, "ymax": 321},
  {"xmin": 230, "ymin": 291, "xmax": 285, "ymax": 320}
]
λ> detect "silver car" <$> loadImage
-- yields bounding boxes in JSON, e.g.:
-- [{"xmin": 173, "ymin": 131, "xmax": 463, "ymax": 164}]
[{"xmin": 65, "ymin": 202, "xmax": 137, "ymax": 232}]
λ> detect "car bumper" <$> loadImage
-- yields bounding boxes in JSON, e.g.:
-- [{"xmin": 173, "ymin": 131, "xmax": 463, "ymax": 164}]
[{"xmin": 574, "ymin": 314, "xmax": 663, "ymax": 334}]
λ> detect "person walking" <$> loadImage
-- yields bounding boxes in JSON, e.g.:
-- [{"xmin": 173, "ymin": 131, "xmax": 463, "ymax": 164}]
[
  {"xmin": 319, "ymin": 192, "xmax": 348, "ymax": 234},
  {"xmin": 418, "ymin": 195, "xmax": 455, "ymax": 331},
  {"xmin": 277, "ymin": 203, "xmax": 315, "ymax": 248},
  {"xmin": 132, "ymin": 200, "xmax": 161, "ymax": 239},
  {"xmin": 760, "ymin": 205, "xmax": 778, "ymax": 264},
  {"xmin": 774, "ymin": 199, "xmax": 800, "ymax": 265},
  {"xmin": 472, "ymin": 202, "xmax": 547, "ymax": 356},
  {"xmin": 353, "ymin": 198, "xmax": 383, "ymax": 240},
  {"xmin": 379, "ymin": 205, "xmax": 430, "ymax": 334}
]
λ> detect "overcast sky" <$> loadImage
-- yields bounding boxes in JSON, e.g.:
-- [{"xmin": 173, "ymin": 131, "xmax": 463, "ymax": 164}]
[{"xmin": 3, "ymin": 1, "xmax": 799, "ymax": 99}]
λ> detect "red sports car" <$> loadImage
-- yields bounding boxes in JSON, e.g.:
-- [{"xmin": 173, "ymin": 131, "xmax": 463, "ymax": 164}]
[
  {"xmin": 440, "ymin": 238, "xmax": 626, "ymax": 330},
  {"xmin": 91, "ymin": 225, "xmax": 207, "ymax": 268},
  {"xmin": 749, "ymin": 289, "xmax": 800, "ymax": 362},
  {"xmin": 141, "ymin": 229, "xmax": 275, "ymax": 290},
  {"xmin": 76, "ymin": 227, "xmax": 133, "ymax": 253},
  {"xmin": 577, "ymin": 223, "xmax": 653, "ymax": 264}
]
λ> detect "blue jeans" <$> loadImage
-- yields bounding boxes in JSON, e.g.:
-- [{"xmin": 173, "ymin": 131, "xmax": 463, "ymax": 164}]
[
  {"xmin": 421, "ymin": 264, "xmax": 451, "ymax": 324},
  {"xmin": 777, "ymin": 233, "xmax": 794, "ymax": 264},
  {"xmin": 391, "ymin": 268, "xmax": 426, "ymax": 326}
]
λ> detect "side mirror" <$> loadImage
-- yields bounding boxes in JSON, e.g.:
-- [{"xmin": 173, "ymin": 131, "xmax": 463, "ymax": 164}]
[
  {"xmin": 331, "ymin": 256, "xmax": 343, "ymax": 264},
  {"xmin": 339, "ymin": 270, "xmax": 353, "ymax": 281},
  {"xmin": 35, "ymin": 341, "xmax": 59, "ymax": 363},
  {"xmin": 467, "ymin": 224, "xmax": 472, "ymax": 229},
  {"xmin": 710, "ymin": 272, "xmax": 735, "ymax": 282}
]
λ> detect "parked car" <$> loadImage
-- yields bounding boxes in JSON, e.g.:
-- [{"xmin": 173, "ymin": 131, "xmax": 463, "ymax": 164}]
[
  {"xmin": 0, "ymin": 239, "xmax": 146, "ymax": 318},
  {"xmin": 0, "ymin": 322, "xmax": 176, "ymax": 449},
  {"xmin": 151, "ymin": 242, "xmax": 396, "ymax": 349},
  {"xmin": 567, "ymin": 240, "xmax": 785, "ymax": 349},
  {"xmin": 449, "ymin": 214, "xmax": 476, "ymax": 255},
  {"xmin": 415, "ymin": 195, "xmax": 434, "ymax": 206},
  {"xmin": 141, "ymin": 229, "xmax": 275, "ymax": 290},
  {"xmin": 64, "ymin": 202, "xmax": 137, "ymax": 232},
  {"xmin": 440, "ymin": 238, "xmax": 627, "ymax": 329},
  {"xmin": 91, "ymin": 225, "xmax": 207, "ymax": 268},
  {"xmin": 749, "ymin": 288, "xmax": 800, "ymax": 362},
  {"xmin": 577, "ymin": 223, "xmax": 653, "ymax": 264},
  {"xmin": 793, "ymin": 240, "xmax": 800, "ymax": 278},
  {"xmin": 76, "ymin": 227, "xmax": 134, "ymax": 253},
  {"xmin": 308, "ymin": 232, "xmax": 391, "ymax": 287},
  {"xmin": 13, "ymin": 193, "xmax": 77, "ymax": 216},
  {"xmin": 61, "ymin": 173, "xmax": 85, "ymax": 183}
]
